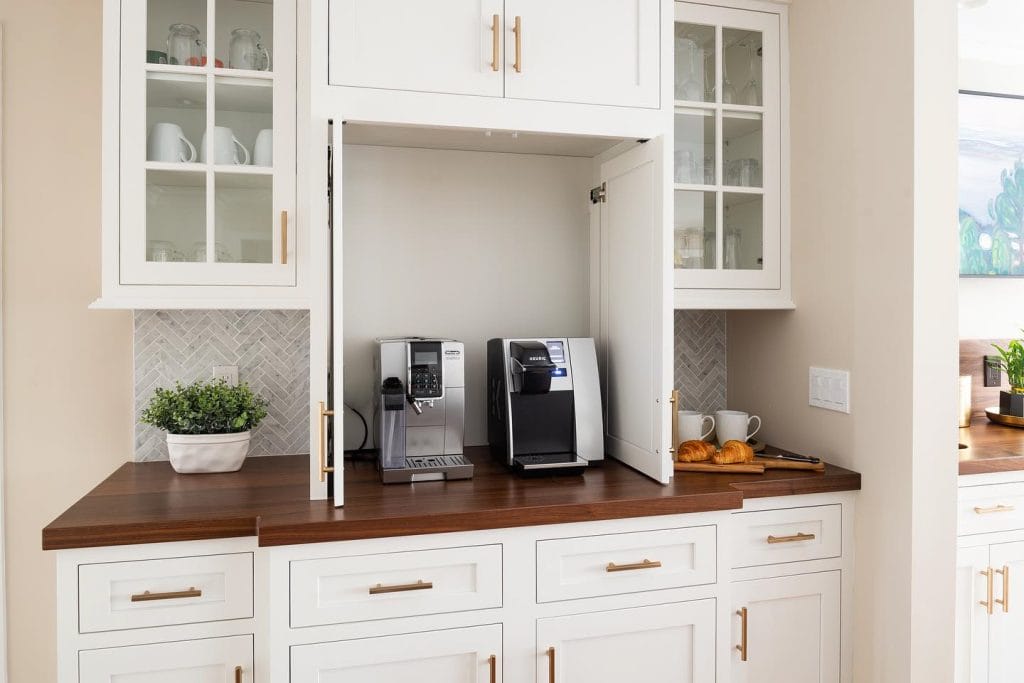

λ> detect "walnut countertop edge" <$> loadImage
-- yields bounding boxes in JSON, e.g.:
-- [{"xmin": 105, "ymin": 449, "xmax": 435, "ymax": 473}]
[{"xmin": 43, "ymin": 447, "xmax": 861, "ymax": 551}]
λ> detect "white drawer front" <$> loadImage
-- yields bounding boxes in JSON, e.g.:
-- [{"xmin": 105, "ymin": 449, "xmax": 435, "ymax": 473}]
[
  {"xmin": 732, "ymin": 504, "xmax": 842, "ymax": 568},
  {"xmin": 290, "ymin": 544, "xmax": 503, "ymax": 628},
  {"xmin": 78, "ymin": 553, "xmax": 254, "ymax": 634},
  {"xmin": 959, "ymin": 482, "xmax": 1024, "ymax": 535},
  {"xmin": 535, "ymin": 526, "xmax": 717, "ymax": 603}
]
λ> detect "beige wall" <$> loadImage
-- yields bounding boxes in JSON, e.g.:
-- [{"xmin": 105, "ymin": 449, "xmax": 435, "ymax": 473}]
[
  {"xmin": 728, "ymin": 0, "xmax": 959, "ymax": 681},
  {"xmin": 0, "ymin": 0, "xmax": 134, "ymax": 680}
]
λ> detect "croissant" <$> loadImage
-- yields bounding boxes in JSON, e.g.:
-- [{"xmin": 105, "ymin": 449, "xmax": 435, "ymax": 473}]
[
  {"xmin": 712, "ymin": 440, "xmax": 755, "ymax": 465},
  {"xmin": 677, "ymin": 439, "xmax": 716, "ymax": 463}
]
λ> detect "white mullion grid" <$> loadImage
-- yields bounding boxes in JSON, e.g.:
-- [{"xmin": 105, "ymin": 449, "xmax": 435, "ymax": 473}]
[
  {"xmin": 205, "ymin": 0, "xmax": 217, "ymax": 263},
  {"xmin": 714, "ymin": 23, "xmax": 724, "ymax": 271}
]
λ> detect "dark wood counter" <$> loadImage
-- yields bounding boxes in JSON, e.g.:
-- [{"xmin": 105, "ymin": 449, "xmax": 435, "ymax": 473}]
[
  {"xmin": 960, "ymin": 419, "xmax": 1024, "ymax": 475},
  {"xmin": 43, "ymin": 447, "xmax": 860, "ymax": 551}
]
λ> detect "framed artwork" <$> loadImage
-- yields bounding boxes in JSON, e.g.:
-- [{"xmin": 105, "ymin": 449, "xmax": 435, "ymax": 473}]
[{"xmin": 960, "ymin": 91, "xmax": 1024, "ymax": 276}]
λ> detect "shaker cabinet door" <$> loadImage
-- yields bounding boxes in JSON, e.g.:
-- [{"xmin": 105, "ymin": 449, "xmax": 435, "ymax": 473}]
[
  {"xmin": 328, "ymin": 0, "xmax": 505, "ymax": 97},
  {"xmin": 988, "ymin": 541, "xmax": 1024, "ymax": 683},
  {"xmin": 504, "ymin": 0, "xmax": 660, "ymax": 108},
  {"xmin": 79, "ymin": 635, "xmax": 253, "ymax": 683},
  {"xmin": 956, "ymin": 545, "xmax": 991, "ymax": 683},
  {"xmin": 535, "ymin": 600, "xmax": 716, "ymax": 683},
  {"xmin": 730, "ymin": 572, "xmax": 841, "ymax": 683}
]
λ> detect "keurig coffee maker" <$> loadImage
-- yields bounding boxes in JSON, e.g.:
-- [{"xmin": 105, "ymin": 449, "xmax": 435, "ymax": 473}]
[{"xmin": 487, "ymin": 337, "xmax": 604, "ymax": 474}]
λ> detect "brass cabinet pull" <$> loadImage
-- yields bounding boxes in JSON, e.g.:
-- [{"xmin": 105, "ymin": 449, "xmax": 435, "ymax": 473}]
[
  {"xmin": 130, "ymin": 586, "xmax": 202, "ymax": 602},
  {"xmin": 368, "ymin": 579, "xmax": 433, "ymax": 595},
  {"xmin": 512, "ymin": 16, "xmax": 522, "ymax": 73},
  {"xmin": 488, "ymin": 654, "xmax": 497, "ymax": 683},
  {"xmin": 546, "ymin": 647, "xmax": 555, "ymax": 683},
  {"xmin": 975, "ymin": 504, "xmax": 1016, "ymax": 515},
  {"xmin": 766, "ymin": 532, "xmax": 816, "ymax": 544},
  {"xmin": 280, "ymin": 210, "xmax": 288, "ymax": 265},
  {"xmin": 981, "ymin": 567, "xmax": 995, "ymax": 615},
  {"xmin": 606, "ymin": 559, "xmax": 662, "ymax": 573},
  {"xmin": 234, "ymin": 665, "xmax": 242, "ymax": 683},
  {"xmin": 996, "ymin": 565, "xmax": 1010, "ymax": 613},
  {"xmin": 736, "ymin": 607, "xmax": 748, "ymax": 661},
  {"xmin": 318, "ymin": 401, "xmax": 335, "ymax": 482},
  {"xmin": 490, "ymin": 14, "xmax": 500, "ymax": 72}
]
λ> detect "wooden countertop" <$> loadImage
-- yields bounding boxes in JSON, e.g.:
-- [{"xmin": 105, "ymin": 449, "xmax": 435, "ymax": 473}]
[
  {"xmin": 960, "ymin": 418, "xmax": 1024, "ymax": 475},
  {"xmin": 43, "ymin": 446, "xmax": 860, "ymax": 551}
]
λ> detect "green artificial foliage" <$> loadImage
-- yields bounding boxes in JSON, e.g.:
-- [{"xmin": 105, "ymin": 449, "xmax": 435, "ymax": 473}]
[
  {"xmin": 992, "ymin": 334, "xmax": 1024, "ymax": 394},
  {"xmin": 961, "ymin": 161, "xmax": 1024, "ymax": 276},
  {"xmin": 141, "ymin": 379, "xmax": 269, "ymax": 434}
]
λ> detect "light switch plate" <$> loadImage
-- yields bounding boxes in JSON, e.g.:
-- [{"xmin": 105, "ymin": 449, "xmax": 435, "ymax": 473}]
[
  {"xmin": 809, "ymin": 367, "xmax": 850, "ymax": 414},
  {"xmin": 213, "ymin": 365, "xmax": 239, "ymax": 385}
]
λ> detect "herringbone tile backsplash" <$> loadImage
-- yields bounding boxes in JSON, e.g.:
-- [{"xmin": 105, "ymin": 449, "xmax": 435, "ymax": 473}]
[
  {"xmin": 134, "ymin": 310, "xmax": 310, "ymax": 462},
  {"xmin": 674, "ymin": 310, "xmax": 727, "ymax": 414}
]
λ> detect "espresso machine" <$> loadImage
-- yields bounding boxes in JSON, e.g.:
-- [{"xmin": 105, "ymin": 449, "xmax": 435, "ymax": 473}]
[
  {"xmin": 487, "ymin": 337, "xmax": 604, "ymax": 474},
  {"xmin": 374, "ymin": 338, "xmax": 472, "ymax": 483}
]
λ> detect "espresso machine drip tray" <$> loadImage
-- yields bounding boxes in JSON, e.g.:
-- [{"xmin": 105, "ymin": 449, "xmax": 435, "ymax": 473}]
[{"xmin": 380, "ymin": 454, "xmax": 474, "ymax": 484}]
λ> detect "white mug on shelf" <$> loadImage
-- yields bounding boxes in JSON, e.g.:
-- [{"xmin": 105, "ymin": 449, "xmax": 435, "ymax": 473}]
[
  {"xmin": 677, "ymin": 410, "xmax": 715, "ymax": 444},
  {"xmin": 200, "ymin": 126, "xmax": 250, "ymax": 165},
  {"xmin": 253, "ymin": 129, "xmax": 273, "ymax": 167},
  {"xmin": 147, "ymin": 123, "xmax": 196, "ymax": 163},
  {"xmin": 714, "ymin": 410, "xmax": 761, "ymax": 447}
]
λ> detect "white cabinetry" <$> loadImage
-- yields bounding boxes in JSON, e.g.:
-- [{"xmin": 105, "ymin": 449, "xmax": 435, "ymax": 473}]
[
  {"xmin": 80, "ymin": 635, "xmax": 253, "ymax": 683},
  {"xmin": 328, "ymin": 0, "xmax": 660, "ymax": 109}
]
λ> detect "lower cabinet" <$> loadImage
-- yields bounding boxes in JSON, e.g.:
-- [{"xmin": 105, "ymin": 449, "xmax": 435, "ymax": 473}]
[
  {"xmin": 536, "ymin": 600, "xmax": 716, "ymax": 682},
  {"xmin": 79, "ymin": 634, "xmax": 253, "ymax": 683},
  {"xmin": 290, "ymin": 623, "xmax": 502, "ymax": 682},
  {"xmin": 730, "ymin": 572, "xmax": 841, "ymax": 683}
]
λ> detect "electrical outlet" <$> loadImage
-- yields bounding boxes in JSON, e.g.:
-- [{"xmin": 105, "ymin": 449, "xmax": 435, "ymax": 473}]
[
  {"xmin": 984, "ymin": 356, "xmax": 1002, "ymax": 387},
  {"xmin": 213, "ymin": 365, "xmax": 239, "ymax": 385},
  {"xmin": 809, "ymin": 367, "xmax": 851, "ymax": 414}
]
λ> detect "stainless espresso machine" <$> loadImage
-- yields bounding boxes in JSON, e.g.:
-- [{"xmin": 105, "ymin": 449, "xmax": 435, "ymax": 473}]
[
  {"xmin": 487, "ymin": 337, "xmax": 604, "ymax": 474},
  {"xmin": 374, "ymin": 338, "xmax": 473, "ymax": 483}
]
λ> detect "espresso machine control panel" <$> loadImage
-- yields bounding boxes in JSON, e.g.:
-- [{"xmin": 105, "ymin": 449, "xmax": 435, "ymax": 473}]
[{"xmin": 408, "ymin": 341, "xmax": 443, "ymax": 400}]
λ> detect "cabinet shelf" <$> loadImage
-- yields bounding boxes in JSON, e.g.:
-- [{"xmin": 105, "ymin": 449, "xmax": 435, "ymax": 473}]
[
  {"xmin": 145, "ymin": 163, "xmax": 273, "ymax": 188},
  {"xmin": 674, "ymin": 183, "xmax": 764, "ymax": 194},
  {"xmin": 674, "ymin": 100, "xmax": 765, "ymax": 115}
]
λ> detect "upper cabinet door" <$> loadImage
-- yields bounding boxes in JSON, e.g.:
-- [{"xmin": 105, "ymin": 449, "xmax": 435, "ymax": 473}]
[
  {"xmin": 504, "ymin": 0, "xmax": 660, "ymax": 108},
  {"xmin": 329, "ymin": 0, "xmax": 505, "ymax": 97},
  {"xmin": 673, "ymin": 3, "xmax": 783, "ymax": 295}
]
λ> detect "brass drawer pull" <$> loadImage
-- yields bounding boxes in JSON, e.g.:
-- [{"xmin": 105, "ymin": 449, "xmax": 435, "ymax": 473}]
[
  {"xmin": 235, "ymin": 665, "xmax": 242, "ymax": 683},
  {"xmin": 318, "ymin": 401, "xmax": 335, "ymax": 482},
  {"xmin": 736, "ymin": 607, "xmax": 748, "ymax": 661},
  {"xmin": 974, "ymin": 504, "xmax": 1016, "ymax": 515},
  {"xmin": 996, "ymin": 565, "xmax": 1010, "ymax": 613},
  {"xmin": 280, "ymin": 210, "xmax": 288, "ymax": 265},
  {"xmin": 606, "ymin": 559, "xmax": 662, "ymax": 573},
  {"xmin": 490, "ymin": 14, "xmax": 500, "ymax": 72},
  {"xmin": 512, "ymin": 16, "xmax": 522, "ymax": 73},
  {"xmin": 368, "ymin": 579, "xmax": 433, "ymax": 595},
  {"xmin": 546, "ymin": 646, "xmax": 555, "ymax": 683},
  {"xmin": 130, "ymin": 586, "xmax": 202, "ymax": 602},
  {"xmin": 766, "ymin": 532, "xmax": 816, "ymax": 544},
  {"xmin": 981, "ymin": 567, "xmax": 995, "ymax": 615},
  {"xmin": 488, "ymin": 654, "xmax": 497, "ymax": 683}
]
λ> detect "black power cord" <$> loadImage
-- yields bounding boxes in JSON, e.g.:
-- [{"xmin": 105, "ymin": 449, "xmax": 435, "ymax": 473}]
[{"xmin": 342, "ymin": 403, "xmax": 377, "ymax": 462}]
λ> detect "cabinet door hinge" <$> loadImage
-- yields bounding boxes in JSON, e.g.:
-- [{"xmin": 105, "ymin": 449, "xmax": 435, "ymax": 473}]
[{"xmin": 590, "ymin": 183, "xmax": 607, "ymax": 204}]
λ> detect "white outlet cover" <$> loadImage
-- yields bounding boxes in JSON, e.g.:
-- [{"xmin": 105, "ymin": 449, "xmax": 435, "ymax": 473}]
[
  {"xmin": 213, "ymin": 365, "xmax": 239, "ymax": 385},
  {"xmin": 809, "ymin": 367, "xmax": 850, "ymax": 414}
]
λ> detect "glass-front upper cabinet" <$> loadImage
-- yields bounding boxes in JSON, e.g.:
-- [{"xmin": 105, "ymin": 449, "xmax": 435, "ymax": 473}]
[
  {"xmin": 117, "ymin": 0, "xmax": 295, "ymax": 288},
  {"xmin": 673, "ymin": 3, "xmax": 784, "ymax": 298}
]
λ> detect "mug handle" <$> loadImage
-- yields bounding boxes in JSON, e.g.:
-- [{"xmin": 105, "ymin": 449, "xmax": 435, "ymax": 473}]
[
  {"xmin": 700, "ymin": 416, "xmax": 715, "ymax": 441},
  {"xmin": 179, "ymin": 135, "xmax": 197, "ymax": 163},
  {"xmin": 232, "ymin": 136, "xmax": 250, "ymax": 165},
  {"xmin": 746, "ymin": 415, "xmax": 762, "ymax": 441},
  {"xmin": 259, "ymin": 45, "xmax": 271, "ymax": 72}
]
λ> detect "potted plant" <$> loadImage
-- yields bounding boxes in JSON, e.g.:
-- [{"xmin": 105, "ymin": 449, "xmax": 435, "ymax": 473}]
[
  {"xmin": 141, "ymin": 379, "xmax": 269, "ymax": 473},
  {"xmin": 992, "ymin": 335, "xmax": 1024, "ymax": 416}
]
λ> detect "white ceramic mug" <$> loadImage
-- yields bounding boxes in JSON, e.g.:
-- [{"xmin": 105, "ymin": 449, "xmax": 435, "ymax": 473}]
[
  {"xmin": 678, "ymin": 410, "xmax": 715, "ymax": 444},
  {"xmin": 147, "ymin": 122, "xmax": 196, "ymax": 163},
  {"xmin": 200, "ymin": 126, "xmax": 250, "ymax": 165},
  {"xmin": 253, "ymin": 129, "xmax": 273, "ymax": 167},
  {"xmin": 715, "ymin": 410, "xmax": 761, "ymax": 447}
]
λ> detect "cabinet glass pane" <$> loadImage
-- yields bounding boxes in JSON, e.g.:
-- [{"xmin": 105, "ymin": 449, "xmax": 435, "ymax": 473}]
[
  {"xmin": 214, "ymin": 78, "xmax": 273, "ymax": 167},
  {"xmin": 674, "ymin": 111, "xmax": 715, "ymax": 185},
  {"xmin": 146, "ymin": 169, "xmax": 206, "ymax": 262},
  {"xmin": 723, "ymin": 28, "xmax": 762, "ymax": 106},
  {"xmin": 217, "ymin": 0, "xmax": 274, "ymax": 72},
  {"xmin": 724, "ymin": 193, "xmax": 763, "ymax": 270},
  {"xmin": 723, "ymin": 113, "xmax": 762, "ymax": 188},
  {"xmin": 147, "ymin": 74, "xmax": 205, "ymax": 164},
  {"xmin": 675, "ymin": 191, "xmax": 716, "ymax": 269},
  {"xmin": 675, "ymin": 23, "xmax": 715, "ymax": 103},
  {"xmin": 148, "ymin": 0, "xmax": 208, "ymax": 67},
  {"xmin": 215, "ymin": 173, "xmax": 273, "ymax": 263}
]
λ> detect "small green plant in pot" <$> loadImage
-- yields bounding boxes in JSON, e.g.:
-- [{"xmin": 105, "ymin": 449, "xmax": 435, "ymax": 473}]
[
  {"xmin": 992, "ymin": 335, "xmax": 1024, "ymax": 417},
  {"xmin": 141, "ymin": 379, "xmax": 269, "ymax": 473}
]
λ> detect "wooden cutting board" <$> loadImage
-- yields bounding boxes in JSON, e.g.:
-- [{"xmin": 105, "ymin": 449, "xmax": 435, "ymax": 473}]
[
  {"xmin": 674, "ymin": 456, "xmax": 824, "ymax": 474},
  {"xmin": 755, "ymin": 456, "xmax": 825, "ymax": 472}
]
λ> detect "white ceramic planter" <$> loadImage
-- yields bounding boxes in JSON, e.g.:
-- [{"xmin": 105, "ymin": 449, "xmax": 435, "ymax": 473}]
[{"xmin": 166, "ymin": 431, "xmax": 251, "ymax": 474}]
